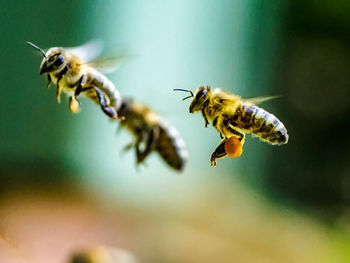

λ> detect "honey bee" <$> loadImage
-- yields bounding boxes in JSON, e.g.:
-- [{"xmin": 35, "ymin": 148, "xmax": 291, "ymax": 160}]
[
  {"xmin": 117, "ymin": 98, "xmax": 188, "ymax": 171},
  {"xmin": 27, "ymin": 40, "xmax": 123, "ymax": 119},
  {"xmin": 175, "ymin": 86, "xmax": 289, "ymax": 166},
  {"xmin": 69, "ymin": 246, "xmax": 138, "ymax": 263}
]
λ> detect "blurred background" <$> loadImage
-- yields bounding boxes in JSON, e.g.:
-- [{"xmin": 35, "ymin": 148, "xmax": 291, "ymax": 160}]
[{"xmin": 1, "ymin": 0, "xmax": 350, "ymax": 262}]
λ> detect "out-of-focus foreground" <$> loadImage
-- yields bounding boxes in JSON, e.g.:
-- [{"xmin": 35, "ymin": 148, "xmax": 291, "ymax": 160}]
[{"xmin": 0, "ymin": 180, "xmax": 349, "ymax": 263}]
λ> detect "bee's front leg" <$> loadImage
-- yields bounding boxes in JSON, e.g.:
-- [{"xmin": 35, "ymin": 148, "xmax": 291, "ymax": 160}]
[
  {"xmin": 47, "ymin": 75, "xmax": 51, "ymax": 89},
  {"xmin": 55, "ymin": 65, "xmax": 69, "ymax": 104},
  {"xmin": 56, "ymin": 78, "xmax": 63, "ymax": 104},
  {"xmin": 202, "ymin": 109, "xmax": 209, "ymax": 128},
  {"xmin": 94, "ymin": 87, "xmax": 119, "ymax": 119},
  {"xmin": 124, "ymin": 137, "xmax": 145, "ymax": 171},
  {"xmin": 120, "ymin": 134, "xmax": 136, "ymax": 156},
  {"xmin": 122, "ymin": 142, "xmax": 135, "ymax": 152},
  {"xmin": 210, "ymin": 139, "xmax": 228, "ymax": 167}
]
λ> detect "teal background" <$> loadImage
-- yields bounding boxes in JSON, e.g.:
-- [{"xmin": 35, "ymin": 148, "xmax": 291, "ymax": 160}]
[{"xmin": 1, "ymin": 1, "xmax": 350, "ymax": 262}]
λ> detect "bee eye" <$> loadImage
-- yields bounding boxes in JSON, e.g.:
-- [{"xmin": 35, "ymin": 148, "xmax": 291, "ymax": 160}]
[
  {"xmin": 48, "ymin": 53, "xmax": 61, "ymax": 63},
  {"xmin": 54, "ymin": 55, "xmax": 64, "ymax": 66},
  {"xmin": 195, "ymin": 89, "xmax": 208, "ymax": 100}
]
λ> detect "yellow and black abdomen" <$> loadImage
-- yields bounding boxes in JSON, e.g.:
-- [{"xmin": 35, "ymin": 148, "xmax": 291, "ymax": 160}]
[{"xmin": 232, "ymin": 104, "xmax": 289, "ymax": 145}]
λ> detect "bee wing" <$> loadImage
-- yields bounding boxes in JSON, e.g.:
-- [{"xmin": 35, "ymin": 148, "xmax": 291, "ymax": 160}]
[
  {"xmin": 65, "ymin": 39, "xmax": 105, "ymax": 62},
  {"xmin": 244, "ymin": 96, "xmax": 279, "ymax": 105},
  {"xmin": 86, "ymin": 54, "xmax": 128, "ymax": 74}
]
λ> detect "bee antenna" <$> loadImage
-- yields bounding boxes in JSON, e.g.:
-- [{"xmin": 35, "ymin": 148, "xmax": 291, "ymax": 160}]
[
  {"xmin": 26, "ymin": 41, "xmax": 46, "ymax": 58},
  {"xmin": 181, "ymin": 95, "xmax": 193, "ymax": 101},
  {"xmin": 173, "ymin": 89, "xmax": 194, "ymax": 101}
]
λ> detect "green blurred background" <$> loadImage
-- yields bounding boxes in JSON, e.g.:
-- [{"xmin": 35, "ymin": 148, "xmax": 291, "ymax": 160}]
[{"xmin": 1, "ymin": 1, "xmax": 350, "ymax": 262}]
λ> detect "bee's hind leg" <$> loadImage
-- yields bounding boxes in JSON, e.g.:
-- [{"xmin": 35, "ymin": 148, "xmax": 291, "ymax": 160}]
[
  {"xmin": 222, "ymin": 117, "xmax": 245, "ymax": 141},
  {"xmin": 136, "ymin": 127, "xmax": 159, "ymax": 164},
  {"xmin": 210, "ymin": 139, "xmax": 228, "ymax": 167},
  {"xmin": 73, "ymin": 75, "xmax": 84, "ymax": 98},
  {"xmin": 94, "ymin": 87, "xmax": 119, "ymax": 119}
]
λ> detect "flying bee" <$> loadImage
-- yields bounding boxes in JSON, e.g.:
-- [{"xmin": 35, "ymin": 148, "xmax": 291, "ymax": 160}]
[
  {"xmin": 69, "ymin": 246, "xmax": 138, "ymax": 263},
  {"xmin": 117, "ymin": 98, "xmax": 188, "ymax": 171},
  {"xmin": 27, "ymin": 40, "xmax": 123, "ymax": 119},
  {"xmin": 175, "ymin": 86, "xmax": 289, "ymax": 166}
]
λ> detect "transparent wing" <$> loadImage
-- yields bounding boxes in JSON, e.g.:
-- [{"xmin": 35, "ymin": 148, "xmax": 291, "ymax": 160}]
[
  {"xmin": 65, "ymin": 39, "xmax": 104, "ymax": 62},
  {"xmin": 244, "ymin": 96, "xmax": 279, "ymax": 105},
  {"xmin": 87, "ymin": 53, "xmax": 128, "ymax": 74}
]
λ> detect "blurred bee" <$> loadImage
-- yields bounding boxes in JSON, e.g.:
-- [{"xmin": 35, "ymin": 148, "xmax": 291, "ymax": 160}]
[
  {"xmin": 27, "ymin": 40, "xmax": 123, "ymax": 119},
  {"xmin": 69, "ymin": 246, "xmax": 138, "ymax": 263},
  {"xmin": 175, "ymin": 86, "xmax": 289, "ymax": 166},
  {"xmin": 117, "ymin": 98, "xmax": 188, "ymax": 171}
]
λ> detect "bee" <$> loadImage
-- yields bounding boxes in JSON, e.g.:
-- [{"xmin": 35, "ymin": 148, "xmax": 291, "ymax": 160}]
[
  {"xmin": 27, "ymin": 40, "xmax": 123, "ymax": 119},
  {"xmin": 69, "ymin": 246, "xmax": 138, "ymax": 263},
  {"xmin": 117, "ymin": 98, "xmax": 188, "ymax": 171},
  {"xmin": 175, "ymin": 86, "xmax": 289, "ymax": 166}
]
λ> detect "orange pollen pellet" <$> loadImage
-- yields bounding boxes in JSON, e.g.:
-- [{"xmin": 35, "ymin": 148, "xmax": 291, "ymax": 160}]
[
  {"xmin": 70, "ymin": 98, "xmax": 80, "ymax": 113},
  {"xmin": 224, "ymin": 136, "xmax": 243, "ymax": 158}
]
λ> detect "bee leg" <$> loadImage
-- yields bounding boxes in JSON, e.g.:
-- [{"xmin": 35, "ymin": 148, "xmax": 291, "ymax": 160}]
[
  {"xmin": 137, "ymin": 126, "xmax": 159, "ymax": 163},
  {"xmin": 69, "ymin": 97, "xmax": 80, "ymax": 113},
  {"xmin": 227, "ymin": 128, "xmax": 244, "ymax": 141},
  {"xmin": 46, "ymin": 75, "xmax": 51, "ymax": 88},
  {"xmin": 134, "ymin": 138, "xmax": 144, "ymax": 165},
  {"xmin": 136, "ymin": 126, "xmax": 159, "ymax": 164},
  {"xmin": 119, "ymin": 140, "xmax": 136, "ymax": 157},
  {"xmin": 56, "ymin": 79, "xmax": 63, "ymax": 104},
  {"xmin": 55, "ymin": 65, "xmax": 69, "ymax": 104},
  {"xmin": 122, "ymin": 142, "xmax": 135, "ymax": 152},
  {"xmin": 69, "ymin": 76, "xmax": 85, "ymax": 113},
  {"xmin": 94, "ymin": 87, "xmax": 119, "ymax": 119},
  {"xmin": 136, "ymin": 145, "xmax": 148, "ymax": 164},
  {"xmin": 214, "ymin": 117, "xmax": 223, "ymax": 139},
  {"xmin": 202, "ymin": 109, "xmax": 209, "ymax": 128},
  {"xmin": 222, "ymin": 118, "xmax": 245, "ymax": 141},
  {"xmin": 121, "ymin": 136, "xmax": 143, "ymax": 168},
  {"xmin": 74, "ymin": 76, "xmax": 83, "ymax": 97},
  {"xmin": 210, "ymin": 139, "xmax": 228, "ymax": 167}
]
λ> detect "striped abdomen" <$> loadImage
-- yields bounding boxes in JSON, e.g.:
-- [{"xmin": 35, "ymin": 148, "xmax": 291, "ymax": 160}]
[
  {"xmin": 232, "ymin": 104, "xmax": 288, "ymax": 145},
  {"xmin": 86, "ymin": 68, "xmax": 122, "ymax": 111},
  {"xmin": 156, "ymin": 120, "xmax": 188, "ymax": 171}
]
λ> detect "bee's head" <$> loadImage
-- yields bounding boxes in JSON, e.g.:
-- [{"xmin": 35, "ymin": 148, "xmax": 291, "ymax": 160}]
[
  {"xmin": 174, "ymin": 86, "xmax": 211, "ymax": 113},
  {"xmin": 39, "ymin": 47, "xmax": 66, "ymax": 74},
  {"xmin": 27, "ymin": 42, "xmax": 66, "ymax": 74},
  {"xmin": 188, "ymin": 86, "xmax": 211, "ymax": 113}
]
